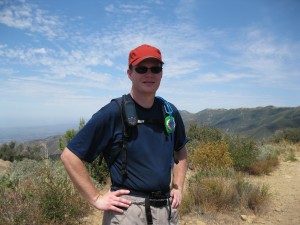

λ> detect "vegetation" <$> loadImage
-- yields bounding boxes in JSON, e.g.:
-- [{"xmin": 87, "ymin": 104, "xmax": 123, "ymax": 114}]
[
  {"xmin": 0, "ymin": 159, "xmax": 92, "ymax": 225},
  {"xmin": 0, "ymin": 122, "xmax": 299, "ymax": 224},
  {"xmin": 270, "ymin": 127, "xmax": 300, "ymax": 144},
  {"xmin": 180, "ymin": 169, "xmax": 270, "ymax": 215},
  {"xmin": 189, "ymin": 141, "xmax": 233, "ymax": 170},
  {"xmin": 0, "ymin": 141, "xmax": 44, "ymax": 161},
  {"xmin": 58, "ymin": 118, "xmax": 85, "ymax": 151},
  {"xmin": 226, "ymin": 135, "xmax": 260, "ymax": 172},
  {"xmin": 180, "ymin": 124, "xmax": 299, "ymax": 216}
]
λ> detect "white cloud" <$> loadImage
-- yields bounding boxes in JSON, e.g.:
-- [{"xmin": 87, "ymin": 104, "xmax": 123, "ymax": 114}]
[
  {"xmin": 0, "ymin": 0, "xmax": 65, "ymax": 39},
  {"xmin": 104, "ymin": 4, "xmax": 115, "ymax": 13}
]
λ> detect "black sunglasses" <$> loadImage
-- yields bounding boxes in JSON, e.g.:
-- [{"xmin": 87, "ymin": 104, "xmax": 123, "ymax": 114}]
[{"xmin": 134, "ymin": 66, "xmax": 163, "ymax": 74}]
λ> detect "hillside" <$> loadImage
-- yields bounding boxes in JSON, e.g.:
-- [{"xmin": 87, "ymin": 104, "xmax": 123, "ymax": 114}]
[{"xmin": 180, "ymin": 106, "xmax": 300, "ymax": 139}]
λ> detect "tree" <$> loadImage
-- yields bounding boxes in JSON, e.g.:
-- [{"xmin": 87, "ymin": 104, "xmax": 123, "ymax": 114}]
[{"xmin": 58, "ymin": 118, "xmax": 85, "ymax": 151}]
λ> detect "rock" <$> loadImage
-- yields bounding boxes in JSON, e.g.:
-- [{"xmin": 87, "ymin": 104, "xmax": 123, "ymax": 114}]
[
  {"xmin": 275, "ymin": 208, "xmax": 283, "ymax": 212},
  {"xmin": 240, "ymin": 215, "xmax": 247, "ymax": 221}
]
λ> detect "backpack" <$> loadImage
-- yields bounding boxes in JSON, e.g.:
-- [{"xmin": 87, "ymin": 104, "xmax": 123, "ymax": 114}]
[{"xmin": 99, "ymin": 94, "xmax": 178, "ymax": 178}]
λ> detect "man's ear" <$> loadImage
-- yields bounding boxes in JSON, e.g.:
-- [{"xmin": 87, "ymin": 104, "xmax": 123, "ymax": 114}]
[{"xmin": 127, "ymin": 68, "xmax": 133, "ymax": 81}]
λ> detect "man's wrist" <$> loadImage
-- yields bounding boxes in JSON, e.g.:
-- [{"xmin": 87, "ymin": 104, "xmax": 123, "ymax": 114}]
[{"xmin": 171, "ymin": 184, "xmax": 182, "ymax": 191}]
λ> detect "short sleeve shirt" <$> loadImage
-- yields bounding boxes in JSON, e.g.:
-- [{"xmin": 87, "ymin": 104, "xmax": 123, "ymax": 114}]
[{"xmin": 67, "ymin": 96, "xmax": 188, "ymax": 192}]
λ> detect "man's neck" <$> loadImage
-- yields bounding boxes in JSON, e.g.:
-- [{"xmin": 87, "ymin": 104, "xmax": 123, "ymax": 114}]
[{"xmin": 130, "ymin": 90, "xmax": 155, "ymax": 109}]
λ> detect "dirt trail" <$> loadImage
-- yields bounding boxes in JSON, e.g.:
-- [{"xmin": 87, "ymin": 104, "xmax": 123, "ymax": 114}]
[{"xmin": 249, "ymin": 153, "xmax": 300, "ymax": 225}]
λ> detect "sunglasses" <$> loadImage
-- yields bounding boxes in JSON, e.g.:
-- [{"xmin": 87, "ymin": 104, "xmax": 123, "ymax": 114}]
[{"xmin": 134, "ymin": 66, "xmax": 163, "ymax": 74}]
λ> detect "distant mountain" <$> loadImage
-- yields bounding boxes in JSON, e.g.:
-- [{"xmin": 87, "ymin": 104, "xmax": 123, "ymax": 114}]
[
  {"xmin": 180, "ymin": 106, "xmax": 300, "ymax": 139},
  {"xmin": 24, "ymin": 135, "xmax": 63, "ymax": 158}
]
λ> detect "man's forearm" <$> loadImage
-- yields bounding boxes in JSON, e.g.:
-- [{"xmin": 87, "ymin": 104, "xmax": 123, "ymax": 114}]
[
  {"xmin": 172, "ymin": 147, "xmax": 188, "ymax": 191},
  {"xmin": 61, "ymin": 147, "xmax": 99, "ymax": 205}
]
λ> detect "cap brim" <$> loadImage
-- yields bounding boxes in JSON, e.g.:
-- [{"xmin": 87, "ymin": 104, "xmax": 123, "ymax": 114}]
[{"xmin": 131, "ymin": 56, "xmax": 163, "ymax": 66}]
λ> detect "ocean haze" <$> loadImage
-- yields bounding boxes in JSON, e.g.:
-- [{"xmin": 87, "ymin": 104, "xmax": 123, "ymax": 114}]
[{"xmin": 0, "ymin": 123, "xmax": 78, "ymax": 144}]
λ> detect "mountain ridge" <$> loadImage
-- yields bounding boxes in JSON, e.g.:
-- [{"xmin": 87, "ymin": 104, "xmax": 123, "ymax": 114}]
[{"xmin": 180, "ymin": 105, "xmax": 300, "ymax": 139}]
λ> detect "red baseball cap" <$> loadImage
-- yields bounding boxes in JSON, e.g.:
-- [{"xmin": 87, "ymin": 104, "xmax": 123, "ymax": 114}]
[{"xmin": 128, "ymin": 44, "xmax": 163, "ymax": 66}]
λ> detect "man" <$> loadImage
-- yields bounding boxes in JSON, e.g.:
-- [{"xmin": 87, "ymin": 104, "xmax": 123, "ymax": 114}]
[{"xmin": 61, "ymin": 44, "xmax": 188, "ymax": 225}]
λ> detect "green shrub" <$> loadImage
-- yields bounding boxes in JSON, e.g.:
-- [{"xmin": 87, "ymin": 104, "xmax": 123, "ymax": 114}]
[
  {"xmin": 0, "ymin": 141, "xmax": 44, "ymax": 161},
  {"xmin": 186, "ymin": 124, "xmax": 223, "ymax": 154},
  {"xmin": 86, "ymin": 156, "xmax": 110, "ymax": 186},
  {"xmin": 270, "ymin": 128, "xmax": 300, "ymax": 143},
  {"xmin": 226, "ymin": 135, "xmax": 260, "ymax": 172},
  {"xmin": 187, "ymin": 124, "xmax": 223, "ymax": 142}
]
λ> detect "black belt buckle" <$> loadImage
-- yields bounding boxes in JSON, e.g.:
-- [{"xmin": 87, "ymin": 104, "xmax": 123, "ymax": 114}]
[
  {"xmin": 149, "ymin": 199, "xmax": 168, "ymax": 207},
  {"xmin": 149, "ymin": 190, "xmax": 167, "ymax": 199}
]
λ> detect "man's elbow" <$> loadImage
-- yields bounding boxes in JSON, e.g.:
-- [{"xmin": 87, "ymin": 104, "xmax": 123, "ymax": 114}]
[{"xmin": 60, "ymin": 147, "xmax": 71, "ymax": 165}]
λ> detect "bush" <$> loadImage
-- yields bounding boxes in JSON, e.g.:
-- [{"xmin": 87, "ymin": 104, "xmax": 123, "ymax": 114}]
[
  {"xmin": 236, "ymin": 175, "xmax": 269, "ymax": 213},
  {"xmin": 226, "ymin": 135, "xmax": 260, "ymax": 172},
  {"xmin": 0, "ymin": 159, "xmax": 92, "ymax": 224},
  {"xmin": 180, "ymin": 168, "xmax": 270, "ymax": 215},
  {"xmin": 0, "ymin": 141, "xmax": 43, "ymax": 161},
  {"xmin": 248, "ymin": 144, "xmax": 280, "ymax": 175},
  {"xmin": 0, "ymin": 141, "xmax": 21, "ymax": 161},
  {"xmin": 86, "ymin": 156, "xmax": 110, "ymax": 186},
  {"xmin": 187, "ymin": 125, "xmax": 264, "ymax": 173},
  {"xmin": 187, "ymin": 124, "xmax": 223, "ymax": 143},
  {"xmin": 189, "ymin": 141, "xmax": 233, "ymax": 170},
  {"xmin": 270, "ymin": 128, "xmax": 300, "ymax": 143},
  {"xmin": 186, "ymin": 124, "xmax": 224, "ymax": 154},
  {"xmin": 248, "ymin": 157, "xmax": 279, "ymax": 175}
]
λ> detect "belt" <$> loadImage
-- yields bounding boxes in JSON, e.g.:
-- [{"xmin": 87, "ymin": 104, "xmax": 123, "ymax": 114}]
[
  {"xmin": 149, "ymin": 198, "xmax": 168, "ymax": 207},
  {"xmin": 111, "ymin": 185, "xmax": 170, "ymax": 198},
  {"xmin": 144, "ymin": 193, "xmax": 171, "ymax": 225},
  {"xmin": 112, "ymin": 186, "xmax": 171, "ymax": 225}
]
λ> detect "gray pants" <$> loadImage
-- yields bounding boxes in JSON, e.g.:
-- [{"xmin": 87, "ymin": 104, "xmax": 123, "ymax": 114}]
[{"xmin": 102, "ymin": 195, "xmax": 179, "ymax": 225}]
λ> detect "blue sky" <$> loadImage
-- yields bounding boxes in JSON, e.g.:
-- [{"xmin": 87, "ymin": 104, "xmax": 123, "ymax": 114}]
[{"xmin": 0, "ymin": 0, "xmax": 299, "ymax": 128}]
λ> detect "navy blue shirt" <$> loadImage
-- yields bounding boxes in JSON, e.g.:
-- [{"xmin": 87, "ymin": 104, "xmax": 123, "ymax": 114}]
[{"xmin": 67, "ymin": 95, "xmax": 188, "ymax": 192}]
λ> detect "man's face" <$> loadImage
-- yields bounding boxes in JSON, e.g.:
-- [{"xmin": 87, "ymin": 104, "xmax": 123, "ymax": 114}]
[{"xmin": 128, "ymin": 58, "xmax": 163, "ymax": 95}]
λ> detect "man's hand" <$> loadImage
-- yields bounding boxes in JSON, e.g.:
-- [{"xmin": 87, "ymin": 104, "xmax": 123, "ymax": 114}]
[
  {"xmin": 93, "ymin": 189, "xmax": 132, "ymax": 213},
  {"xmin": 171, "ymin": 146, "xmax": 188, "ymax": 209},
  {"xmin": 170, "ymin": 187, "xmax": 182, "ymax": 209}
]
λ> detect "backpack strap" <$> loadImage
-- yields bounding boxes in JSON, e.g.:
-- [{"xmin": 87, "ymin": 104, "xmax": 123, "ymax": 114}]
[
  {"xmin": 107, "ymin": 94, "xmax": 134, "ymax": 178},
  {"xmin": 156, "ymin": 96, "xmax": 176, "ymax": 135},
  {"xmin": 156, "ymin": 96, "xmax": 179, "ymax": 165}
]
